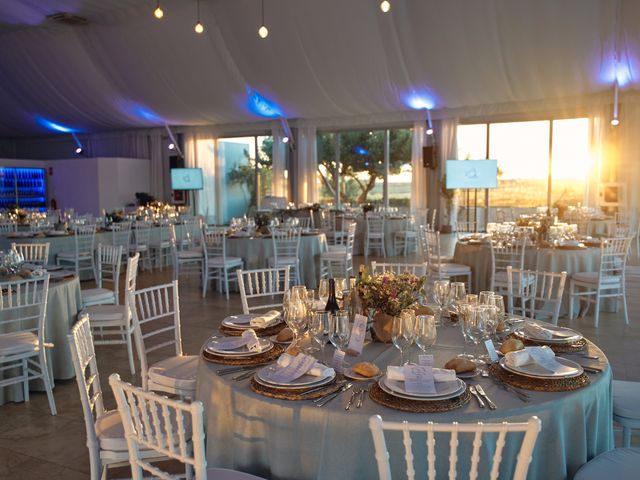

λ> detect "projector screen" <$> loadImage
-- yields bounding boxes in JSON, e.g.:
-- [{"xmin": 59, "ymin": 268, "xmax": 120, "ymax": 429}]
[
  {"xmin": 171, "ymin": 168, "xmax": 204, "ymax": 190},
  {"xmin": 446, "ymin": 160, "xmax": 498, "ymax": 189}
]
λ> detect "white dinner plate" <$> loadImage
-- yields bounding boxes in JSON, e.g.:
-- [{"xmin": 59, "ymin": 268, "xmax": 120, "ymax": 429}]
[
  {"xmin": 378, "ymin": 377, "xmax": 466, "ymax": 401},
  {"xmin": 456, "ymin": 368, "xmax": 481, "ymax": 379},
  {"xmin": 499, "ymin": 356, "xmax": 583, "ymax": 379},
  {"xmin": 344, "ymin": 366, "xmax": 382, "ymax": 381},
  {"xmin": 205, "ymin": 338, "xmax": 273, "ymax": 356},
  {"xmin": 268, "ymin": 334, "xmax": 292, "ymax": 345},
  {"xmin": 221, "ymin": 313, "xmax": 282, "ymax": 330},
  {"xmin": 513, "ymin": 324, "xmax": 582, "ymax": 344},
  {"xmin": 48, "ymin": 270, "xmax": 75, "ymax": 280},
  {"xmin": 255, "ymin": 365, "xmax": 336, "ymax": 389},
  {"xmin": 383, "ymin": 374, "xmax": 466, "ymax": 399}
]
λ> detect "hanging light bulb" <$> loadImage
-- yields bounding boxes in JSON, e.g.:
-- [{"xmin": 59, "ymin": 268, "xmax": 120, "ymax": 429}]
[
  {"xmin": 258, "ymin": 0, "xmax": 269, "ymax": 38},
  {"xmin": 194, "ymin": 0, "xmax": 204, "ymax": 34},
  {"xmin": 380, "ymin": 1, "xmax": 391, "ymax": 13},
  {"xmin": 282, "ymin": 136, "xmax": 289, "ymax": 144},
  {"xmin": 154, "ymin": 1, "xmax": 164, "ymax": 19},
  {"xmin": 168, "ymin": 143, "xmax": 175, "ymax": 150},
  {"xmin": 75, "ymin": 147, "xmax": 83, "ymax": 155}
]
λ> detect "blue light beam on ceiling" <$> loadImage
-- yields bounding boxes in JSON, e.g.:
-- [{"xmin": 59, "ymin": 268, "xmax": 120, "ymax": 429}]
[
  {"xmin": 404, "ymin": 92, "xmax": 436, "ymax": 110},
  {"xmin": 35, "ymin": 116, "xmax": 79, "ymax": 133},
  {"xmin": 246, "ymin": 86, "xmax": 283, "ymax": 118}
]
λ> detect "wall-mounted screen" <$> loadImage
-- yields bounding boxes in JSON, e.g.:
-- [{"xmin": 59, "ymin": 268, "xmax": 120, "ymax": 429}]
[
  {"xmin": 171, "ymin": 168, "xmax": 203, "ymax": 190},
  {"xmin": 446, "ymin": 160, "xmax": 498, "ymax": 189}
]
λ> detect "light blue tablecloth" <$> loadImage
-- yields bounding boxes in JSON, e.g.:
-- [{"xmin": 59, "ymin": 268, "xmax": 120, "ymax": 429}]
[{"xmin": 196, "ymin": 325, "xmax": 613, "ymax": 479}]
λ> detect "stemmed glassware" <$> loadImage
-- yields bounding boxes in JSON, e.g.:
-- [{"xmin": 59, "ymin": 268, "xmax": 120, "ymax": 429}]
[
  {"xmin": 392, "ymin": 309, "xmax": 416, "ymax": 366},
  {"xmin": 464, "ymin": 305, "xmax": 488, "ymax": 363},
  {"xmin": 479, "ymin": 291, "xmax": 494, "ymax": 305},
  {"xmin": 449, "ymin": 282, "xmax": 466, "ymax": 325},
  {"xmin": 310, "ymin": 311, "xmax": 330, "ymax": 364},
  {"xmin": 414, "ymin": 314, "xmax": 437, "ymax": 359},
  {"xmin": 433, "ymin": 280, "xmax": 450, "ymax": 323},
  {"xmin": 457, "ymin": 302, "xmax": 476, "ymax": 360},
  {"xmin": 328, "ymin": 310, "xmax": 351, "ymax": 362},
  {"xmin": 283, "ymin": 287, "xmax": 308, "ymax": 348},
  {"xmin": 318, "ymin": 279, "xmax": 330, "ymax": 308}
]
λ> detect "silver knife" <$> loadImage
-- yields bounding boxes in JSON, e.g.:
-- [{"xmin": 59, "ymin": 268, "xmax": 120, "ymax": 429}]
[
  {"xmin": 315, "ymin": 383, "xmax": 353, "ymax": 407},
  {"xmin": 299, "ymin": 380, "xmax": 346, "ymax": 397},
  {"xmin": 475, "ymin": 385, "xmax": 497, "ymax": 410},
  {"xmin": 469, "ymin": 385, "xmax": 485, "ymax": 408},
  {"xmin": 345, "ymin": 389, "xmax": 359, "ymax": 410}
]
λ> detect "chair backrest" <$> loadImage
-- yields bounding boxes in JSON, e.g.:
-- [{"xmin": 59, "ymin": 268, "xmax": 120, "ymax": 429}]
[
  {"xmin": 371, "ymin": 261, "xmax": 428, "ymax": 277},
  {"xmin": 0, "ymin": 221, "xmax": 16, "ymax": 233},
  {"xmin": 456, "ymin": 220, "xmax": 477, "ymax": 235},
  {"xmin": 423, "ymin": 229, "xmax": 444, "ymax": 266},
  {"xmin": 490, "ymin": 238, "xmax": 526, "ymax": 279},
  {"xmin": 124, "ymin": 253, "xmax": 140, "ymax": 309},
  {"xmin": 11, "ymin": 242, "xmax": 50, "ymax": 265},
  {"xmin": 67, "ymin": 314, "xmax": 105, "ymax": 456},
  {"xmin": 75, "ymin": 224, "xmax": 96, "ymax": 254},
  {"xmin": 111, "ymin": 221, "xmax": 132, "ymax": 251},
  {"xmin": 109, "ymin": 373, "xmax": 207, "ymax": 480},
  {"xmin": 133, "ymin": 221, "xmax": 152, "ymax": 246},
  {"xmin": 366, "ymin": 213, "xmax": 385, "ymax": 237},
  {"xmin": 0, "ymin": 275, "xmax": 50, "ymax": 345},
  {"xmin": 598, "ymin": 237, "xmax": 633, "ymax": 282},
  {"xmin": 203, "ymin": 227, "xmax": 227, "ymax": 260},
  {"xmin": 344, "ymin": 221, "xmax": 357, "ymax": 256},
  {"xmin": 95, "ymin": 243, "xmax": 123, "ymax": 301},
  {"xmin": 182, "ymin": 217, "xmax": 204, "ymax": 249},
  {"xmin": 369, "ymin": 415, "xmax": 541, "ymax": 480},
  {"xmin": 429, "ymin": 208, "xmax": 437, "ymax": 231},
  {"xmin": 506, "ymin": 266, "xmax": 567, "ymax": 325},
  {"xmin": 271, "ymin": 227, "xmax": 301, "ymax": 260},
  {"xmin": 237, "ymin": 266, "xmax": 290, "ymax": 314},
  {"xmin": 130, "ymin": 281, "xmax": 182, "ymax": 389}
]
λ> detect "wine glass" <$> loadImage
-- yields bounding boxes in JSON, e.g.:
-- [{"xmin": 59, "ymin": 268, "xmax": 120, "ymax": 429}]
[
  {"xmin": 433, "ymin": 280, "xmax": 450, "ymax": 318},
  {"xmin": 318, "ymin": 279, "xmax": 330, "ymax": 307},
  {"xmin": 449, "ymin": 282, "xmax": 466, "ymax": 325},
  {"xmin": 334, "ymin": 277, "xmax": 347, "ymax": 306},
  {"xmin": 479, "ymin": 291, "xmax": 494, "ymax": 305},
  {"xmin": 414, "ymin": 314, "xmax": 437, "ymax": 358},
  {"xmin": 457, "ymin": 302, "xmax": 475, "ymax": 360},
  {"xmin": 328, "ymin": 310, "xmax": 351, "ymax": 357},
  {"xmin": 283, "ymin": 295, "xmax": 307, "ymax": 347},
  {"xmin": 392, "ymin": 309, "xmax": 416, "ymax": 366},
  {"xmin": 464, "ymin": 305, "xmax": 487, "ymax": 364},
  {"xmin": 464, "ymin": 294, "xmax": 478, "ymax": 305},
  {"xmin": 310, "ymin": 311, "xmax": 330, "ymax": 363}
]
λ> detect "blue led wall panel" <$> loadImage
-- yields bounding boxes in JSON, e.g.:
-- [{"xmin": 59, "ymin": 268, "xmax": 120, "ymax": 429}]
[{"xmin": 0, "ymin": 167, "xmax": 47, "ymax": 210}]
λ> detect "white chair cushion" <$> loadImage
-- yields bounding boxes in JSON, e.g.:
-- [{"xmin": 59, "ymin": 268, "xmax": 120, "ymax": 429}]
[
  {"xmin": 572, "ymin": 272, "xmax": 621, "ymax": 285},
  {"xmin": 81, "ymin": 305, "xmax": 128, "ymax": 323},
  {"xmin": 613, "ymin": 380, "xmax": 640, "ymax": 419},
  {"xmin": 58, "ymin": 251, "xmax": 92, "ymax": 260},
  {"xmin": 0, "ymin": 331, "xmax": 38, "ymax": 356},
  {"xmin": 327, "ymin": 245, "xmax": 347, "ymax": 253},
  {"xmin": 270, "ymin": 256, "xmax": 298, "ymax": 266},
  {"xmin": 321, "ymin": 251, "xmax": 349, "ymax": 260},
  {"xmin": 178, "ymin": 249, "xmax": 203, "ymax": 259},
  {"xmin": 82, "ymin": 288, "xmax": 116, "ymax": 305},
  {"xmin": 431, "ymin": 263, "xmax": 471, "ymax": 275},
  {"xmin": 574, "ymin": 448, "xmax": 640, "ymax": 480},
  {"xmin": 208, "ymin": 256, "xmax": 243, "ymax": 267},
  {"xmin": 148, "ymin": 355, "xmax": 198, "ymax": 391}
]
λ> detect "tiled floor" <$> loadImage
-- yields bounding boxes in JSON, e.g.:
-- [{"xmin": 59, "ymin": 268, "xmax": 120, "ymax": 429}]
[{"xmin": 1, "ymin": 244, "xmax": 639, "ymax": 479}]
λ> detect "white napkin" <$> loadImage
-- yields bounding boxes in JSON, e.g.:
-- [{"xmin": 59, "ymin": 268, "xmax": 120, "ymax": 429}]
[
  {"xmin": 212, "ymin": 329, "xmax": 263, "ymax": 352},
  {"xmin": 250, "ymin": 310, "xmax": 280, "ymax": 328},
  {"xmin": 231, "ymin": 230, "xmax": 250, "ymax": 237},
  {"xmin": 386, "ymin": 366, "xmax": 457, "ymax": 383},
  {"xmin": 277, "ymin": 353, "xmax": 334, "ymax": 377},
  {"xmin": 504, "ymin": 346, "xmax": 564, "ymax": 373},
  {"xmin": 523, "ymin": 322, "xmax": 576, "ymax": 340}
]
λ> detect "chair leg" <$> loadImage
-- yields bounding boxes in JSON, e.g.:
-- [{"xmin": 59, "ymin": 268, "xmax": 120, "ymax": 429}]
[
  {"xmin": 594, "ymin": 293, "xmax": 601, "ymax": 328},
  {"xmin": 224, "ymin": 268, "xmax": 230, "ymax": 300},
  {"xmin": 568, "ymin": 281, "xmax": 575, "ymax": 320},
  {"xmin": 622, "ymin": 282, "xmax": 629, "ymax": 325},
  {"xmin": 22, "ymin": 358, "xmax": 29, "ymax": 402},
  {"xmin": 39, "ymin": 351, "xmax": 57, "ymax": 415},
  {"xmin": 126, "ymin": 330, "xmax": 136, "ymax": 375}
]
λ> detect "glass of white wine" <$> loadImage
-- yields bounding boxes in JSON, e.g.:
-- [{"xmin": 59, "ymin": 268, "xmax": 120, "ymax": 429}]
[
  {"xmin": 392, "ymin": 309, "xmax": 416, "ymax": 366},
  {"xmin": 415, "ymin": 314, "xmax": 437, "ymax": 358}
]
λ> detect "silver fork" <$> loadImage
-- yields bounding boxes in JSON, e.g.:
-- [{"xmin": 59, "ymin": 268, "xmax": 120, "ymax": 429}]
[
  {"xmin": 468, "ymin": 385, "xmax": 485, "ymax": 408},
  {"xmin": 356, "ymin": 386, "xmax": 369, "ymax": 408},
  {"xmin": 345, "ymin": 389, "xmax": 360, "ymax": 410}
]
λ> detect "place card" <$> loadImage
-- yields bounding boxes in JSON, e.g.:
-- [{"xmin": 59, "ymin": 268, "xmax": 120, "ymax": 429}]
[
  {"xmin": 484, "ymin": 339, "xmax": 499, "ymax": 362},
  {"xmin": 346, "ymin": 314, "xmax": 368, "ymax": 356},
  {"xmin": 331, "ymin": 349, "xmax": 346, "ymax": 374},
  {"xmin": 418, "ymin": 354, "xmax": 434, "ymax": 367},
  {"xmin": 528, "ymin": 347, "xmax": 566, "ymax": 374},
  {"xmin": 267, "ymin": 354, "xmax": 317, "ymax": 383},
  {"xmin": 403, "ymin": 364, "xmax": 436, "ymax": 394},
  {"xmin": 211, "ymin": 330, "xmax": 259, "ymax": 351}
]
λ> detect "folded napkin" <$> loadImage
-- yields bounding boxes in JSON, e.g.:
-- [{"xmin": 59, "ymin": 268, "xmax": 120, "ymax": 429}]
[
  {"xmin": 231, "ymin": 230, "xmax": 250, "ymax": 237},
  {"xmin": 523, "ymin": 322, "xmax": 576, "ymax": 340},
  {"xmin": 504, "ymin": 346, "xmax": 564, "ymax": 373},
  {"xmin": 250, "ymin": 310, "xmax": 280, "ymax": 328},
  {"xmin": 386, "ymin": 366, "xmax": 456, "ymax": 383},
  {"xmin": 277, "ymin": 353, "xmax": 334, "ymax": 377},
  {"xmin": 212, "ymin": 329, "xmax": 263, "ymax": 352}
]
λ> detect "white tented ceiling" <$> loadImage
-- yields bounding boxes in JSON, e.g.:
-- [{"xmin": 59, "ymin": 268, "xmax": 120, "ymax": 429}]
[{"xmin": 0, "ymin": 0, "xmax": 636, "ymax": 136}]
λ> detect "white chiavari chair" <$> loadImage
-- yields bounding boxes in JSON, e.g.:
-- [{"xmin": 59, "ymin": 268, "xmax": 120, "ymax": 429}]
[
  {"xmin": 81, "ymin": 243, "xmax": 122, "ymax": 307},
  {"xmin": 429, "ymin": 208, "xmax": 438, "ymax": 231},
  {"xmin": 488, "ymin": 237, "xmax": 528, "ymax": 293},
  {"xmin": 237, "ymin": 266, "xmax": 290, "ymax": 314},
  {"xmin": 130, "ymin": 280, "xmax": 197, "ymax": 397},
  {"xmin": 170, "ymin": 223, "xmax": 205, "ymax": 283},
  {"xmin": 320, "ymin": 221, "xmax": 356, "ymax": 279},
  {"xmin": 365, "ymin": 212, "xmax": 386, "ymax": 257},
  {"xmin": 424, "ymin": 229, "xmax": 471, "ymax": 289},
  {"xmin": 203, "ymin": 228, "xmax": 243, "ymax": 299},
  {"xmin": 574, "ymin": 447, "xmax": 640, "ymax": 479},
  {"xmin": 506, "ymin": 266, "xmax": 567, "ymax": 326},
  {"xmin": 368, "ymin": 415, "xmax": 541, "ymax": 480},
  {"xmin": 56, "ymin": 224, "xmax": 96, "ymax": 278},
  {"xmin": 456, "ymin": 220, "xmax": 478, "ymax": 240},
  {"xmin": 0, "ymin": 221, "xmax": 16, "ymax": 233},
  {"xmin": 0, "ymin": 275, "xmax": 55, "ymax": 414},
  {"xmin": 111, "ymin": 221, "xmax": 132, "ymax": 266},
  {"xmin": 569, "ymin": 236, "xmax": 633, "ymax": 327},
  {"xmin": 109, "ymin": 373, "xmax": 266, "ymax": 480},
  {"xmin": 149, "ymin": 219, "xmax": 172, "ymax": 270},
  {"xmin": 11, "ymin": 241, "xmax": 50, "ymax": 265},
  {"xmin": 611, "ymin": 380, "xmax": 640, "ymax": 448},
  {"xmin": 370, "ymin": 261, "xmax": 428, "ymax": 277},
  {"xmin": 130, "ymin": 220, "xmax": 153, "ymax": 271},
  {"xmin": 68, "ymin": 315, "xmax": 165, "ymax": 480},
  {"xmin": 268, "ymin": 227, "xmax": 302, "ymax": 285},
  {"xmin": 393, "ymin": 216, "xmax": 418, "ymax": 256},
  {"xmin": 80, "ymin": 253, "xmax": 139, "ymax": 374}
]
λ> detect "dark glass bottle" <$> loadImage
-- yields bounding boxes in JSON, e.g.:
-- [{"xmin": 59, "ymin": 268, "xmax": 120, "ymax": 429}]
[{"xmin": 325, "ymin": 278, "xmax": 340, "ymax": 314}]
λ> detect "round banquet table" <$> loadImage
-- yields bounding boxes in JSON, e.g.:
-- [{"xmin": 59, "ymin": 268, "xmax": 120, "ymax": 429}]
[
  {"xmin": 195, "ymin": 325, "xmax": 612, "ymax": 480},
  {"xmin": 226, "ymin": 233, "xmax": 327, "ymax": 289},
  {"xmin": 0, "ymin": 275, "xmax": 82, "ymax": 405},
  {"xmin": 452, "ymin": 242, "xmax": 612, "ymax": 317}
]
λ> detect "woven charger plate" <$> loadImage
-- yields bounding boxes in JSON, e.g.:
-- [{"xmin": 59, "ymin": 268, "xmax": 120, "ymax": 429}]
[
  {"xmin": 368, "ymin": 383, "xmax": 471, "ymax": 413},
  {"xmin": 202, "ymin": 343, "xmax": 284, "ymax": 365},
  {"xmin": 489, "ymin": 362, "xmax": 590, "ymax": 392},
  {"xmin": 506, "ymin": 333, "xmax": 587, "ymax": 353},
  {"xmin": 220, "ymin": 322, "xmax": 285, "ymax": 338},
  {"xmin": 250, "ymin": 377, "xmax": 339, "ymax": 400}
]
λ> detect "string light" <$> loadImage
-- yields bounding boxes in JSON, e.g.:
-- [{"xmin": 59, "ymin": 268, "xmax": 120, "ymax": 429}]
[
  {"xmin": 194, "ymin": 0, "xmax": 204, "ymax": 34},
  {"xmin": 380, "ymin": 1, "xmax": 391, "ymax": 13},
  {"xmin": 154, "ymin": 1, "xmax": 164, "ymax": 19},
  {"xmin": 258, "ymin": 0, "xmax": 269, "ymax": 38}
]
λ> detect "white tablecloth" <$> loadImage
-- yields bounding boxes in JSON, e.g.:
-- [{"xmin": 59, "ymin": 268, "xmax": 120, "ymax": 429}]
[{"xmin": 196, "ymin": 326, "xmax": 612, "ymax": 479}]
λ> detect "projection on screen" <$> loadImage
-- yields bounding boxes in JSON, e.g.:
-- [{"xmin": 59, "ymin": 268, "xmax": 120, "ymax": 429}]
[
  {"xmin": 446, "ymin": 160, "xmax": 498, "ymax": 189},
  {"xmin": 171, "ymin": 168, "xmax": 204, "ymax": 190}
]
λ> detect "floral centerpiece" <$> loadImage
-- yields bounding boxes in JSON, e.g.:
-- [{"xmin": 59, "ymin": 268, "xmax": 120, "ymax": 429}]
[
  {"xmin": 358, "ymin": 271, "xmax": 425, "ymax": 342},
  {"xmin": 254, "ymin": 212, "xmax": 272, "ymax": 235}
]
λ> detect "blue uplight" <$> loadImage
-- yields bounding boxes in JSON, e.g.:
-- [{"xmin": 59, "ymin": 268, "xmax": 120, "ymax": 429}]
[
  {"xmin": 599, "ymin": 58, "xmax": 635, "ymax": 87},
  {"xmin": 35, "ymin": 117, "xmax": 78, "ymax": 133},
  {"xmin": 246, "ymin": 86, "xmax": 283, "ymax": 118},
  {"xmin": 354, "ymin": 146, "xmax": 369, "ymax": 155},
  {"xmin": 116, "ymin": 100, "xmax": 165, "ymax": 124},
  {"xmin": 404, "ymin": 92, "xmax": 436, "ymax": 110}
]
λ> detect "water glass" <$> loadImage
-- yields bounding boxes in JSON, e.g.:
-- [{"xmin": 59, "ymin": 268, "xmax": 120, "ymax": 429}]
[
  {"xmin": 457, "ymin": 302, "xmax": 475, "ymax": 360},
  {"xmin": 392, "ymin": 309, "xmax": 416, "ymax": 366},
  {"xmin": 415, "ymin": 315, "xmax": 437, "ymax": 356},
  {"xmin": 478, "ymin": 291, "xmax": 494, "ymax": 305},
  {"xmin": 465, "ymin": 305, "xmax": 488, "ymax": 363},
  {"xmin": 328, "ymin": 310, "xmax": 351, "ymax": 353},
  {"xmin": 433, "ymin": 280, "xmax": 450, "ymax": 314},
  {"xmin": 449, "ymin": 282, "xmax": 466, "ymax": 325},
  {"xmin": 310, "ymin": 311, "xmax": 330, "ymax": 364},
  {"xmin": 464, "ymin": 294, "xmax": 478, "ymax": 305},
  {"xmin": 318, "ymin": 279, "xmax": 330, "ymax": 307}
]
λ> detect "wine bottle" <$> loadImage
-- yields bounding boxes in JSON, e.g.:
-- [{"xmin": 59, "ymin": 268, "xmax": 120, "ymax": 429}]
[{"xmin": 324, "ymin": 278, "xmax": 340, "ymax": 314}]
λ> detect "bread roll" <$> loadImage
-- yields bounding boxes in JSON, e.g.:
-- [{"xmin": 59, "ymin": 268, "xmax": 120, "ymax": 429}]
[
  {"xmin": 444, "ymin": 358, "xmax": 477, "ymax": 374},
  {"xmin": 352, "ymin": 362, "xmax": 380, "ymax": 378},
  {"xmin": 285, "ymin": 345, "xmax": 301, "ymax": 356},
  {"xmin": 499, "ymin": 338, "xmax": 524, "ymax": 354},
  {"xmin": 276, "ymin": 327, "xmax": 293, "ymax": 342}
]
